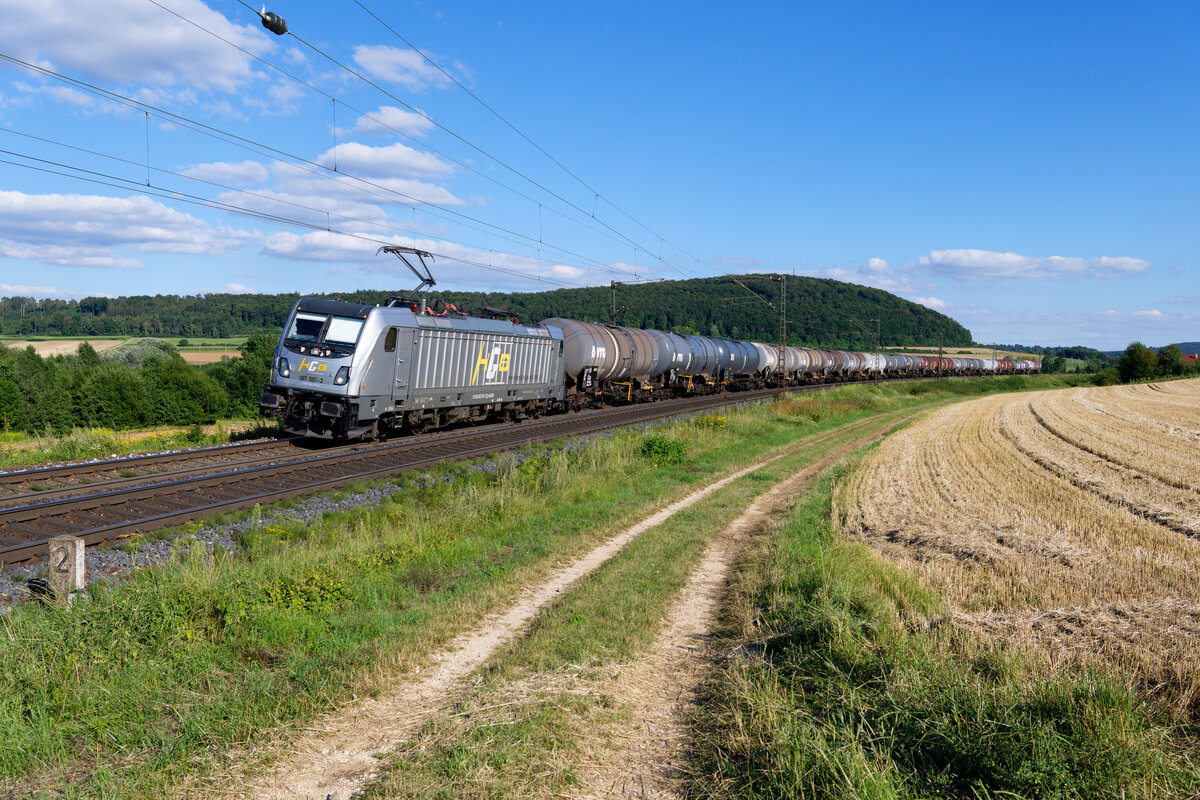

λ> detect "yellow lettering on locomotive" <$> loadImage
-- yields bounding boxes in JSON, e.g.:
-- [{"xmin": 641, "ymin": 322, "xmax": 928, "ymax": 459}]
[
  {"xmin": 471, "ymin": 340, "xmax": 513, "ymax": 386},
  {"xmin": 471, "ymin": 341, "xmax": 490, "ymax": 386},
  {"xmin": 299, "ymin": 358, "xmax": 327, "ymax": 372}
]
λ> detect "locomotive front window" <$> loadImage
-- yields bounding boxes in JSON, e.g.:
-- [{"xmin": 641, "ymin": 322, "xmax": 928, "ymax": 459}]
[
  {"xmin": 286, "ymin": 312, "xmax": 365, "ymax": 347},
  {"xmin": 325, "ymin": 317, "xmax": 364, "ymax": 345},
  {"xmin": 288, "ymin": 312, "xmax": 326, "ymax": 342}
]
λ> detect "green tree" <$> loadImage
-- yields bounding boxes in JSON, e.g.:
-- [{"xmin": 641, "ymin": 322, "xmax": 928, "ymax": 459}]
[
  {"xmin": 76, "ymin": 342, "xmax": 102, "ymax": 368},
  {"xmin": 1158, "ymin": 344, "xmax": 1186, "ymax": 377},
  {"xmin": 1041, "ymin": 355, "xmax": 1065, "ymax": 374},
  {"xmin": 1116, "ymin": 342, "xmax": 1158, "ymax": 383}
]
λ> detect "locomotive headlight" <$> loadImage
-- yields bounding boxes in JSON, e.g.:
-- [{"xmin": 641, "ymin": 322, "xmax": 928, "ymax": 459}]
[
  {"xmin": 334, "ymin": 366, "xmax": 350, "ymax": 385},
  {"xmin": 277, "ymin": 356, "xmax": 291, "ymax": 378}
]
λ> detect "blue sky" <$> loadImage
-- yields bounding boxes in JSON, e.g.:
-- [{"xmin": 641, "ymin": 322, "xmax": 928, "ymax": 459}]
[{"xmin": 0, "ymin": 0, "xmax": 1195, "ymax": 349}]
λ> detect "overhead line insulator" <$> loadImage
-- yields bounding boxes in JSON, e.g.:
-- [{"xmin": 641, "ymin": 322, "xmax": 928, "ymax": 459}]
[{"xmin": 259, "ymin": 5, "xmax": 288, "ymax": 35}]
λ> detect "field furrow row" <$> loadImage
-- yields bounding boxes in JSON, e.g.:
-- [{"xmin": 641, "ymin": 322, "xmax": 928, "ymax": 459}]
[{"xmin": 838, "ymin": 378, "xmax": 1200, "ymax": 712}]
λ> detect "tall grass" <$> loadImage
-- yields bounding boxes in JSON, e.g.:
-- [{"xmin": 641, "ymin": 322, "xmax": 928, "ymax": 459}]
[
  {"xmin": 0, "ymin": 391, "xmax": 893, "ymax": 797},
  {"xmin": 692, "ymin": 466, "xmax": 1199, "ymax": 799},
  {"xmin": 0, "ymin": 422, "xmax": 281, "ymax": 469}
]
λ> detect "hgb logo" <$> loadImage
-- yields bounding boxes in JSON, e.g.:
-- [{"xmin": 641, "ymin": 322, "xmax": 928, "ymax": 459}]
[
  {"xmin": 299, "ymin": 358, "xmax": 328, "ymax": 373},
  {"xmin": 471, "ymin": 341, "xmax": 511, "ymax": 385}
]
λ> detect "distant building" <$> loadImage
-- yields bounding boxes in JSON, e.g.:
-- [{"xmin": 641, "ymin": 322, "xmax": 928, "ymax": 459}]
[{"xmin": 1183, "ymin": 353, "xmax": 1199, "ymax": 366}]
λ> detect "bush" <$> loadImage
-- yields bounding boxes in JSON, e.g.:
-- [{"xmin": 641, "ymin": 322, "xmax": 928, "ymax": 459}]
[{"xmin": 640, "ymin": 433, "xmax": 687, "ymax": 465}]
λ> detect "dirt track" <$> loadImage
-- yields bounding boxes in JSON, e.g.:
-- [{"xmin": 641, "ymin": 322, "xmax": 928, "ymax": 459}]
[{"xmin": 216, "ymin": 413, "xmax": 911, "ymax": 800}]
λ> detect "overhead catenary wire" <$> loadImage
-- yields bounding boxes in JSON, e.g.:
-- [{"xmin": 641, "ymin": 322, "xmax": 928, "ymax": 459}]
[
  {"xmin": 348, "ymin": 0, "xmax": 724, "ymax": 279},
  {"xmin": 136, "ymin": 0, "xmax": 659, "ymax": 274},
  {"xmin": 230, "ymin": 0, "xmax": 698, "ymax": 279},
  {"xmin": 0, "ymin": 126, "xmax": 605, "ymax": 278},
  {"xmin": 0, "ymin": 3, "xmax": 727, "ymax": 295},
  {"xmin": 141, "ymin": 0, "xmax": 639, "ymax": 260},
  {"xmin": 0, "ymin": 52, "xmax": 646, "ymax": 283},
  {"xmin": 0, "ymin": 149, "xmax": 590, "ymax": 290}
]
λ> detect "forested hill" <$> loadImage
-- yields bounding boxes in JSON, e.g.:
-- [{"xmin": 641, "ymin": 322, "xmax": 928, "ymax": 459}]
[{"xmin": 0, "ymin": 274, "xmax": 972, "ymax": 348}]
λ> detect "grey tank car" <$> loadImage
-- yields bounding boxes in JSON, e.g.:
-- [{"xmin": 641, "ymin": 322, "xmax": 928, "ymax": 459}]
[{"xmin": 260, "ymin": 298, "xmax": 1040, "ymax": 439}]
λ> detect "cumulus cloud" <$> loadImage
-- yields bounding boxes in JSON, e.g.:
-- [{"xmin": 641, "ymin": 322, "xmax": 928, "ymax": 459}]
[
  {"xmin": 316, "ymin": 142, "xmax": 453, "ymax": 179},
  {"xmin": 0, "ymin": 283, "xmax": 82, "ymax": 299},
  {"xmin": 801, "ymin": 257, "xmax": 934, "ymax": 295},
  {"xmin": 0, "ymin": 190, "xmax": 244, "ymax": 266},
  {"xmin": 216, "ymin": 188, "xmax": 393, "ymax": 232},
  {"xmin": 352, "ymin": 45, "xmax": 453, "ymax": 91},
  {"xmin": 181, "ymin": 160, "xmax": 270, "ymax": 186},
  {"xmin": 223, "ymin": 283, "xmax": 255, "ymax": 294},
  {"xmin": 0, "ymin": 0, "xmax": 267, "ymax": 93},
  {"xmin": 340, "ymin": 106, "xmax": 435, "ymax": 138},
  {"xmin": 909, "ymin": 296, "xmax": 947, "ymax": 309},
  {"xmin": 260, "ymin": 231, "xmax": 599, "ymax": 292},
  {"xmin": 917, "ymin": 249, "xmax": 1151, "ymax": 280},
  {"xmin": 261, "ymin": 230, "xmax": 381, "ymax": 262}
]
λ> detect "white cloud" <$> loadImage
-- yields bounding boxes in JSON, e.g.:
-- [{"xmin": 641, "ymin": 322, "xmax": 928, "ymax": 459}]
[
  {"xmin": 0, "ymin": 190, "xmax": 244, "ymax": 266},
  {"xmin": 260, "ymin": 231, "xmax": 599, "ymax": 292},
  {"xmin": 316, "ymin": 142, "xmax": 453, "ymax": 179},
  {"xmin": 0, "ymin": 283, "xmax": 82, "ymax": 299},
  {"xmin": 909, "ymin": 296, "xmax": 947, "ymax": 309},
  {"xmin": 0, "ymin": 240, "xmax": 141, "ymax": 268},
  {"xmin": 917, "ymin": 249, "xmax": 1151, "ymax": 280},
  {"xmin": 261, "ymin": 230, "xmax": 380, "ymax": 262},
  {"xmin": 801, "ymin": 257, "xmax": 934, "ymax": 295},
  {"xmin": 352, "ymin": 45, "xmax": 452, "ymax": 91},
  {"xmin": 267, "ymin": 167, "xmax": 466, "ymax": 208},
  {"xmin": 223, "ymin": 283, "xmax": 255, "ymax": 294},
  {"xmin": 0, "ymin": 0, "xmax": 267, "ymax": 93},
  {"xmin": 181, "ymin": 160, "xmax": 270, "ymax": 186},
  {"xmin": 340, "ymin": 106, "xmax": 435, "ymax": 138},
  {"xmin": 215, "ymin": 188, "xmax": 392, "ymax": 231}
]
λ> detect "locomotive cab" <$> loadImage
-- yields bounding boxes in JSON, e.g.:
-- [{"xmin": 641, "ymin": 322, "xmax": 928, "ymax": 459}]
[{"xmin": 260, "ymin": 298, "xmax": 377, "ymax": 439}]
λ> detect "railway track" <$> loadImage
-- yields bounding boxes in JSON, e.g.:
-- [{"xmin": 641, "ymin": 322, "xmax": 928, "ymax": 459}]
[{"xmin": 0, "ymin": 381, "xmax": 875, "ymax": 564}]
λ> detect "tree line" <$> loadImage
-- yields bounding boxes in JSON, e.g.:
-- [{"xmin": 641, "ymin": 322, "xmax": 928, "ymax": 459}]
[
  {"xmin": 0, "ymin": 336, "xmax": 275, "ymax": 435},
  {"xmin": 1103, "ymin": 342, "xmax": 1199, "ymax": 385},
  {"xmin": 0, "ymin": 274, "xmax": 972, "ymax": 349}
]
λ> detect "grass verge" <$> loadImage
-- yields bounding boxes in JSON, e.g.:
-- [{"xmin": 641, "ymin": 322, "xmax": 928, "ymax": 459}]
[
  {"xmin": 0, "ymin": 422, "xmax": 280, "ymax": 468},
  {"xmin": 362, "ymin": 412, "xmax": 902, "ymax": 799},
  {"xmin": 0, "ymin": 375, "xmax": 1086, "ymax": 798},
  {"xmin": 691, "ymin": 461, "xmax": 1200, "ymax": 799}
]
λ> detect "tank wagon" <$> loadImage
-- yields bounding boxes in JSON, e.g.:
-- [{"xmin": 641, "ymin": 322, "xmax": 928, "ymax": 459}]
[{"xmin": 260, "ymin": 299, "xmax": 1039, "ymax": 439}]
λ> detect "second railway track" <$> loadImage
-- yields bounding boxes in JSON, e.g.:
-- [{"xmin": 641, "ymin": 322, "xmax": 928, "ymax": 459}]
[{"xmin": 0, "ymin": 386, "xmax": 804, "ymax": 564}]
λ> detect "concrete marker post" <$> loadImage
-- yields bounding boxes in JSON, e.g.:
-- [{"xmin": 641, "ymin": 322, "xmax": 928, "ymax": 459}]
[{"xmin": 47, "ymin": 535, "xmax": 86, "ymax": 602}]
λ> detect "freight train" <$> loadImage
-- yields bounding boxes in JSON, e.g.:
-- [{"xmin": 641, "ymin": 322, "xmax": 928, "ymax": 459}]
[{"xmin": 258, "ymin": 297, "xmax": 1038, "ymax": 439}]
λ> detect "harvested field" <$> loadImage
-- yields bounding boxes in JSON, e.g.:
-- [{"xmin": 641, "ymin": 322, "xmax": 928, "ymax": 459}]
[
  {"xmin": 837, "ymin": 377, "xmax": 1200, "ymax": 715},
  {"xmin": 882, "ymin": 346, "xmax": 1039, "ymax": 361},
  {"xmin": 178, "ymin": 349, "xmax": 241, "ymax": 364},
  {"xmin": 2, "ymin": 338, "xmax": 130, "ymax": 356}
]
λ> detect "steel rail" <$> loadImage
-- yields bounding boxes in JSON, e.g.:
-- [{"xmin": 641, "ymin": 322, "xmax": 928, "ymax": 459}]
[
  {"xmin": 0, "ymin": 437, "xmax": 305, "ymax": 487},
  {"xmin": 0, "ymin": 389, "xmax": 786, "ymax": 563},
  {"xmin": 0, "ymin": 375, "xmax": 930, "ymax": 564}
]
